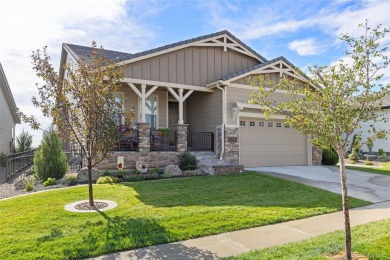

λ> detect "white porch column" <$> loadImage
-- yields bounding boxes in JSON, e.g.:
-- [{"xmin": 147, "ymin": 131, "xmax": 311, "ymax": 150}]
[
  {"xmin": 141, "ymin": 84, "xmax": 146, "ymax": 122},
  {"xmin": 178, "ymin": 88, "xmax": 184, "ymax": 124},
  {"xmin": 167, "ymin": 87, "xmax": 194, "ymax": 125},
  {"xmin": 127, "ymin": 83, "xmax": 158, "ymax": 123}
]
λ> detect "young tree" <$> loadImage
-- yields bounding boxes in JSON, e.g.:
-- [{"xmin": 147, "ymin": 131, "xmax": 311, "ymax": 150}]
[
  {"xmin": 21, "ymin": 42, "xmax": 134, "ymax": 207},
  {"xmin": 15, "ymin": 129, "xmax": 33, "ymax": 153},
  {"xmin": 34, "ymin": 128, "xmax": 68, "ymax": 181},
  {"xmin": 250, "ymin": 21, "xmax": 389, "ymax": 259}
]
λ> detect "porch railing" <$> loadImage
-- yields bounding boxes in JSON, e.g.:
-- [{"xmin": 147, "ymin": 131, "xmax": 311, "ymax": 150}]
[
  {"xmin": 6, "ymin": 149, "xmax": 36, "ymax": 181},
  {"xmin": 63, "ymin": 143, "xmax": 83, "ymax": 171},
  {"xmin": 187, "ymin": 132, "xmax": 214, "ymax": 151},
  {"xmin": 150, "ymin": 129, "xmax": 176, "ymax": 151},
  {"xmin": 113, "ymin": 127, "xmax": 138, "ymax": 151}
]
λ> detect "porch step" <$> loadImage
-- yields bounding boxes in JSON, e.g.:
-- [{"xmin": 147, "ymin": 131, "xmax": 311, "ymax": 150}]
[{"xmin": 190, "ymin": 151, "xmax": 243, "ymax": 175}]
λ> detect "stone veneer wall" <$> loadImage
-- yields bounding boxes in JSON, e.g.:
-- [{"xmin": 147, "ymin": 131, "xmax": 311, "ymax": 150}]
[
  {"xmin": 222, "ymin": 126, "xmax": 240, "ymax": 164},
  {"xmin": 98, "ymin": 151, "xmax": 181, "ymax": 170},
  {"xmin": 97, "ymin": 123, "xmax": 189, "ymax": 170},
  {"xmin": 312, "ymin": 146, "xmax": 322, "ymax": 165}
]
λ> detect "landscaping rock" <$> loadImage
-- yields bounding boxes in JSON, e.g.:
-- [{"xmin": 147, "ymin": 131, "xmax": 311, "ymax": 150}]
[
  {"xmin": 76, "ymin": 167, "xmax": 102, "ymax": 183},
  {"xmin": 164, "ymin": 165, "xmax": 182, "ymax": 176},
  {"xmin": 14, "ymin": 175, "xmax": 38, "ymax": 190}
]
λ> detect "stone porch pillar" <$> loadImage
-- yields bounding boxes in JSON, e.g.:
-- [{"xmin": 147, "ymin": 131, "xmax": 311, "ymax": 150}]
[
  {"xmin": 174, "ymin": 124, "xmax": 188, "ymax": 153},
  {"xmin": 312, "ymin": 146, "xmax": 322, "ymax": 165},
  {"xmin": 223, "ymin": 126, "xmax": 240, "ymax": 164},
  {"xmin": 137, "ymin": 123, "xmax": 150, "ymax": 154}
]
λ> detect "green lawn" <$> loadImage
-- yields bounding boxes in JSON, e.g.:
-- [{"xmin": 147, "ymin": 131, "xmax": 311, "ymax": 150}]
[
  {"xmin": 225, "ymin": 218, "xmax": 390, "ymax": 259},
  {"xmin": 0, "ymin": 172, "xmax": 369, "ymax": 260},
  {"xmin": 346, "ymin": 163, "xmax": 390, "ymax": 176}
]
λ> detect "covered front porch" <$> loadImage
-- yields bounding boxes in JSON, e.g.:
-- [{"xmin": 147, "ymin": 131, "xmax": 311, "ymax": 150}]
[{"xmin": 111, "ymin": 78, "xmax": 216, "ymax": 153}]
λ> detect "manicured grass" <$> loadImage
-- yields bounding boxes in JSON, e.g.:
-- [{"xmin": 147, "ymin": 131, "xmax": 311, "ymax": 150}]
[
  {"xmin": 0, "ymin": 172, "xmax": 369, "ymax": 259},
  {"xmin": 346, "ymin": 164, "xmax": 390, "ymax": 176},
  {"xmin": 225, "ymin": 218, "xmax": 390, "ymax": 259}
]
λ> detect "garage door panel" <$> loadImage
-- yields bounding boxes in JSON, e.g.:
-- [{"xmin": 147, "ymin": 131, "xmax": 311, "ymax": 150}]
[{"xmin": 240, "ymin": 118, "xmax": 307, "ymax": 167}]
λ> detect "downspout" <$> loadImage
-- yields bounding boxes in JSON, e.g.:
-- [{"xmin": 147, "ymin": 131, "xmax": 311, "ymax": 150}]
[{"xmin": 216, "ymin": 84, "xmax": 226, "ymax": 160}]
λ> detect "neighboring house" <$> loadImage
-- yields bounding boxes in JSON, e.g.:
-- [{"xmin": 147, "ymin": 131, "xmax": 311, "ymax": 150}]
[
  {"xmin": 0, "ymin": 62, "xmax": 20, "ymax": 154},
  {"xmin": 355, "ymin": 96, "xmax": 390, "ymax": 153},
  {"xmin": 60, "ymin": 30, "xmax": 321, "ymax": 170}
]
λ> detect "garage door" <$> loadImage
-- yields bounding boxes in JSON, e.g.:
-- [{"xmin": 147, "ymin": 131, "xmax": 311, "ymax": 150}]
[{"xmin": 240, "ymin": 118, "xmax": 308, "ymax": 167}]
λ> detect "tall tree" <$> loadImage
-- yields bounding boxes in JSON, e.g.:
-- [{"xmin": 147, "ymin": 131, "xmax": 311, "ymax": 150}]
[
  {"xmin": 250, "ymin": 21, "xmax": 389, "ymax": 259},
  {"xmin": 22, "ymin": 42, "xmax": 134, "ymax": 207},
  {"xmin": 15, "ymin": 129, "xmax": 33, "ymax": 153}
]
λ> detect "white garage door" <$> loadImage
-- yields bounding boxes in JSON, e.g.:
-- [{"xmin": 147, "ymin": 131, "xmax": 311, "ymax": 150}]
[{"xmin": 240, "ymin": 118, "xmax": 308, "ymax": 167}]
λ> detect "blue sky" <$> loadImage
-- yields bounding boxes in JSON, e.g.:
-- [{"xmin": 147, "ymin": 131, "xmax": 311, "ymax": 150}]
[{"xmin": 0, "ymin": 0, "xmax": 389, "ymax": 146}]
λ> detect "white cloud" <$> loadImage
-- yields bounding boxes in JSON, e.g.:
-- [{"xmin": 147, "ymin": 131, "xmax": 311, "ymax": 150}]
[
  {"xmin": 288, "ymin": 38, "xmax": 326, "ymax": 56},
  {"xmin": 0, "ymin": 0, "xmax": 158, "ymax": 147}
]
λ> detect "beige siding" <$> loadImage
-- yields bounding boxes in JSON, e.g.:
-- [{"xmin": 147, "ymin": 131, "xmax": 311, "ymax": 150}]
[
  {"xmin": 119, "ymin": 85, "xmax": 168, "ymax": 128},
  {"xmin": 186, "ymin": 90, "xmax": 222, "ymax": 133},
  {"xmin": 226, "ymin": 85, "xmax": 291, "ymax": 125},
  {"xmin": 123, "ymin": 46, "xmax": 259, "ymax": 86},
  {"xmin": 0, "ymin": 81, "xmax": 15, "ymax": 154},
  {"xmin": 232, "ymin": 72, "xmax": 281, "ymax": 85}
]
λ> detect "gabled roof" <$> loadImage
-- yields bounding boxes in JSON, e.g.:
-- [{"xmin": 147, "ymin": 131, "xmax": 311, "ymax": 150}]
[
  {"xmin": 63, "ymin": 43, "xmax": 131, "ymax": 62},
  {"xmin": 0, "ymin": 63, "xmax": 20, "ymax": 124},
  {"xmin": 63, "ymin": 30, "xmax": 267, "ymax": 64},
  {"xmin": 221, "ymin": 56, "xmax": 309, "ymax": 82}
]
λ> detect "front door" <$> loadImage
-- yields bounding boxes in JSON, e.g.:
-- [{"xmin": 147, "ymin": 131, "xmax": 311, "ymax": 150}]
[{"xmin": 168, "ymin": 101, "xmax": 178, "ymax": 129}]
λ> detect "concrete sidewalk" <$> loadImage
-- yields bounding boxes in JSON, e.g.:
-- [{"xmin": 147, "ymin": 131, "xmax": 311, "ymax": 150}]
[{"xmin": 90, "ymin": 201, "xmax": 390, "ymax": 260}]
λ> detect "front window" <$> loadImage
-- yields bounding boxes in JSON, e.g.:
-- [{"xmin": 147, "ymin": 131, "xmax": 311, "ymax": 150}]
[
  {"xmin": 112, "ymin": 93, "xmax": 123, "ymax": 124},
  {"xmin": 146, "ymin": 96, "xmax": 157, "ymax": 129}
]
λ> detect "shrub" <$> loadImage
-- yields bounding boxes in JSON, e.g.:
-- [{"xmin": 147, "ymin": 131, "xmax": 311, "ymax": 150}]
[
  {"xmin": 43, "ymin": 178, "xmax": 56, "ymax": 186},
  {"xmin": 366, "ymin": 137, "xmax": 374, "ymax": 153},
  {"xmin": 34, "ymin": 129, "xmax": 68, "ymax": 181},
  {"xmin": 96, "ymin": 176, "xmax": 119, "ymax": 184},
  {"xmin": 378, "ymin": 148, "xmax": 385, "ymax": 154},
  {"xmin": 348, "ymin": 148, "xmax": 360, "ymax": 162},
  {"xmin": 62, "ymin": 174, "xmax": 77, "ymax": 186},
  {"xmin": 381, "ymin": 152, "xmax": 388, "ymax": 161},
  {"xmin": 150, "ymin": 168, "xmax": 160, "ymax": 175},
  {"xmin": 117, "ymin": 170, "xmax": 124, "ymax": 179},
  {"xmin": 183, "ymin": 169, "xmax": 204, "ymax": 176},
  {"xmin": 364, "ymin": 161, "xmax": 374, "ymax": 166},
  {"xmin": 25, "ymin": 181, "xmax": 34, "ymax": 191},
  {"xmin": 102, "ymin": 170, "xmax": 111, "ymax": 176},
  {"xmin": 0, "ymin": 152, "xmax": 7, "ymax": 167},
  {"xmin": 322, "ymin": 147, "xmax": 339, "ymax": 165},
  {"xmin": 179, "ymin": 152, "xmax": 197, "ymax": 171},
  {"xmin": 133, "ymin": 169, "xmax": 141, "ymax": 175}
]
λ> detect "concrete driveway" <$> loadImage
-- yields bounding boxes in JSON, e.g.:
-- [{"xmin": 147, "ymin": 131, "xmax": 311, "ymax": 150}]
[{"xmin": 246, "ymin": 166, "xmax": 390, "ymax": 203}]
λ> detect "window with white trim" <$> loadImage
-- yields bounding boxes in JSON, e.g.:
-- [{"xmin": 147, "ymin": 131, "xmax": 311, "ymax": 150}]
[
  {"xmin": 268, "ymin": 122, "xmax": 273, "ymax": 127},
  {"xmin": 249, "ymin": 121, "xmax": 255, "ymax": 127},
  {"xmin": 112, "ymin": 93, "xmax": 123, "ymax": 124},
  {"xmin": 146, "ymin": 96, "xmax": 157, "ymax": 129},
  {"xmin": 285, "ymin": 124, "xmax": 290, "ymax": 128},
  {"xmin": 259, "ymin": 122, "xmax": 264, "ymax": 127},
  {"xmin": 276, "ymin": 123, "xmax": 282, "ymax": 128},
  {"xmin": 240, "ymin": 121, "xmax": 246, "ymax": 126}
]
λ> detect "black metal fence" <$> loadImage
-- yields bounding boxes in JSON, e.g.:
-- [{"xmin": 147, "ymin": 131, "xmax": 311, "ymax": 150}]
[
  {"xmin": 6, "ymin": 149, "xmax": 36, "ymax": 181},
  {"xmin": 187, "ymin": 132, "xmax": 214, "ymax": 151},
  {"xmin": 113, "ymin": 128, "xmax": 139, "ymax": 151},
  {"xmin": 63, "ymin": 143, "xmax": 83, "ymax": 171},
  {"xmin": 150, "ymin": 129, "xmax": 176, "ymax": 151}
]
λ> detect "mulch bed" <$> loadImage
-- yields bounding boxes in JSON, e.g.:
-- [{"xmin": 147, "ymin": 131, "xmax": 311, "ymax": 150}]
[{"xmin": 74, "ymin": 201, "xmax": 108, "ymax": 210}]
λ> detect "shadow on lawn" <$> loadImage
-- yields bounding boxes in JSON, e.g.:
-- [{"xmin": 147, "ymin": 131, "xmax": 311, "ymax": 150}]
[{"xmin": 49, "ymin": 211, "xmax": 216, "ymax": 259}]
